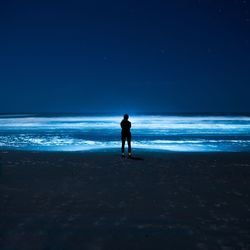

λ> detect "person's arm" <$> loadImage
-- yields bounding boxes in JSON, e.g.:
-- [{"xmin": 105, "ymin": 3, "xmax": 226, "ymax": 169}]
[{"xmin": 129, "ymin": 121, "xmax": 131, "ymax": 128}]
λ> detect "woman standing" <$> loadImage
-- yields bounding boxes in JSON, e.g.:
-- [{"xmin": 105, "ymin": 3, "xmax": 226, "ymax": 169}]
[{"xmin": 120, "ymin": 114, "xmax": 132, "ymax": 159}]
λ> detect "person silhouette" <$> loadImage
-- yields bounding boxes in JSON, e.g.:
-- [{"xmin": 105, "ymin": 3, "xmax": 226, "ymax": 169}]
[{"xmin": 120, "ymin": 114, "xmax": 132, "ymax": 159}]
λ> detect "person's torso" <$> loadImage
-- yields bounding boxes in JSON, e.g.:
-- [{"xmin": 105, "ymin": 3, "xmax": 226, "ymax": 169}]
[{"xmin": 121, "ymin": 120, "xmax": 131, "ymax": 134}]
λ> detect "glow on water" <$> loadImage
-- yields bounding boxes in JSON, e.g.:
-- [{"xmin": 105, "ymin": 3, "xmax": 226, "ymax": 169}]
[{"xmin": 0, "ymin": 115, "xmax": 250, "ymax": 152}]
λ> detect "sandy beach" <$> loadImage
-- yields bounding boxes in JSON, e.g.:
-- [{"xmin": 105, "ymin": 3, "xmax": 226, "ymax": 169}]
[{"xmin": 0, "ymin": 150, "xmax": 250, "ymax": 250}]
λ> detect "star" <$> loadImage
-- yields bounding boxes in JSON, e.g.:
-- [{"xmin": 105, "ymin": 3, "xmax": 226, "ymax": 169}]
[
  {"xmin": 207, "ymin": 48, "xmax": 212, "ymax": 54},
  {"xmin": 160, "ymin": 49, "xmax": 166, "ymax": 55}
]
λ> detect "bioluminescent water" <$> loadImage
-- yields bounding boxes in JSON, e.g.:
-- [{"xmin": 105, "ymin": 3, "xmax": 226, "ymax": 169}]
[{"xmin": 0, "ymin": 114, "xmax": 250, "ymax": 152}]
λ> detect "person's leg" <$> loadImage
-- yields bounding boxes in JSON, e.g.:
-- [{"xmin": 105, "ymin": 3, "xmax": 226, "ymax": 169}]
[
  {"xmin": 121, "ymin": 136, "xmax": 125, "ymax": 158},
  {"xmin": 127, "ymin": 134, "xmax": 132, "ymax": 157}
]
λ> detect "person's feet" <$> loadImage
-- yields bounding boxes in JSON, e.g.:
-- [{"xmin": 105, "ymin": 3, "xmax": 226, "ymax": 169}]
[{"xmin": 122, "ymin": 153, "xmax": 132, "ymax": 159}]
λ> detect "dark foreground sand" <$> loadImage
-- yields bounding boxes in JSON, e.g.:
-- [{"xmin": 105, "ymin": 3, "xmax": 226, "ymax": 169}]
[{"xmin": 0, "ymin": 150, "xmax": 250, "ymax": 250}]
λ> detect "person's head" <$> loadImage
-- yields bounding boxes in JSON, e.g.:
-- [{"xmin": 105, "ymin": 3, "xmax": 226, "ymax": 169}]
[{"xmin": 123, "ymin": 114, "xmax": 129, "ymax": 120}]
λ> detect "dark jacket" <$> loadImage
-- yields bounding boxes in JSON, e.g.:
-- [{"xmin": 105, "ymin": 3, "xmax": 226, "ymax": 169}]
[{"xmin": 120, "ymin": 119, "xmax": 131, "ymax": 135}]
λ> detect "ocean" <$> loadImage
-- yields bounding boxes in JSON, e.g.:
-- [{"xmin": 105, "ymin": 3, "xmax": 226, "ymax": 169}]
[{"xmin": 0, "ymin": 114, "xmax": 250, "ymax": 152}]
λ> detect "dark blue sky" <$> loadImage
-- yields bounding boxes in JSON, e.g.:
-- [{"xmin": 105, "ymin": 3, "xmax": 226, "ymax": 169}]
[{"xmin": 0, "ymin": 0, "xmax": 249, "ymax": 113}]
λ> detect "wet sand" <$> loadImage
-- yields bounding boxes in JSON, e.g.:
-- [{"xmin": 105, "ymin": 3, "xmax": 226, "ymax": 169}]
[{"xmin": 0, "ymin": 150, "xmax": 250, "ymax": 250}]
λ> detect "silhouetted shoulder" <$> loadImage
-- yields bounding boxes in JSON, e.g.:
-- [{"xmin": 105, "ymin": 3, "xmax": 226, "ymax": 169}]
[{"xmin": 120, "ymin": 120, "xmax": 131, "ymax": 131}]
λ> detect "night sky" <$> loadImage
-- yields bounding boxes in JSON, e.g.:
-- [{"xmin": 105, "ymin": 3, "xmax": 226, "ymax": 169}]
[{"xmin": 0, "ymin": 0, "xmax": 250, "ymax": 113}]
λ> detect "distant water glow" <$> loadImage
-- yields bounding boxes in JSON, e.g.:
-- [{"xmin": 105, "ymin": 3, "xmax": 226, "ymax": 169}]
[{"xmin": 0, "ymin": 115, "xmax": 250, "ymax": 152}]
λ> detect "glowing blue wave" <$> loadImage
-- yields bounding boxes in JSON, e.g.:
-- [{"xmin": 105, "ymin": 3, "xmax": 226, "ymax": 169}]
[{"xmin": 0, "ymin": 115, "xmax": 250, "ymax": 152}]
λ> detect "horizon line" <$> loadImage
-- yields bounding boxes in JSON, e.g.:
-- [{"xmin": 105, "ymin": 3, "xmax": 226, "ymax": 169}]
[{"xmin": 1, "ymin": 111, "xmax": 250, "ymax": 116}]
